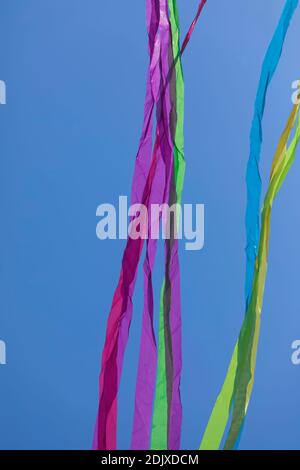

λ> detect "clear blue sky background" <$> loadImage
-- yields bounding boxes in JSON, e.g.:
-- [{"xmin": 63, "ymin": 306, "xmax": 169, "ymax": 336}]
[{"xmin": 0, "ymin": 0, "xmax": 300, "ymax": 450}]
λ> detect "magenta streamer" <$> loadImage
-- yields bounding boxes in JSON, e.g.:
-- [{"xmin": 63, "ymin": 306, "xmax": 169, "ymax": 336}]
[
  {"xmin": 181, "ymin": 0, "xmax": 207, "ymax": 54},
  {"xmin": 93, "ymin": 0, "xmax": 161, "ymax": 450},
  {"xmin": 131, "ymin": 0, "xmax": 208, "ymax": 449},
  {"xmin": 94, "ymin": 0, "xmax": 207, "ymax": 450},
  {"xmin": 131, "ymin": 0, "xmax": 175, "ymax": 448}
]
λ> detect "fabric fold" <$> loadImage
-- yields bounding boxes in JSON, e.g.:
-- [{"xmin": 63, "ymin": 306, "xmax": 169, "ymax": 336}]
[
  {"xmin": 152, "ymin": 0, "xmax": 207, "ymax": 450},
  {"xmin": 200, "ymin": 0, "xmax": 299, "ymax": 450},
  {"xmin": 93, "ymin": 0, "xmax": 161, "ymax": 450},
  {"xmin": 200, "ymin": 100, "xmax": 300, "ymax": 450}
]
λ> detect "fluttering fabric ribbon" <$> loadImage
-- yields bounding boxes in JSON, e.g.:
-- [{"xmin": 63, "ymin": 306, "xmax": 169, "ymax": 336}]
[
  {"xmin": 200, "ymin": 103, "xmax": 300, "ymax": 450},
  {"xmin": 94, "ymin": 0, "xmax": 206, "ymax": 450},
  {"xmin": 236, "ymin": 0, "xmax": 298, "ymax": 445},
  {"xmin": 223, "ymin": 102, "xmax": 300, "ymax": 450},
  {"xmin": 199, "ymin": 0, "xmax": 298, "ymax": 450},
  {"xmin": 93, "ymin": 0, "xmax": 209, "ymax": 449},
  {"xmin": 151, "ymin": 0, "xmax": 209, "ymax": 449},
  {"xmin": 245, "ymin": 0, "xmax": 299, "ymax": 307},
  {"xmin": 93, "ymin": 0, "xmax": 163, "ymax": 450},
  {"xmin": 132, "ymin": 0, "xmax": 208, "ymax": 450},
  {"xmin": 151, "ymin": 0, "xmax": 185, "ymax": 451},
  {"xmin": 131, "ymin": 0, "xmax": 176, "ymax": 450},
  {"xmin": 164, "ymin": 2, "xmax": 209, "ymax": 451},
  {"xmin": 181, "ymin": 0, "xmax": 207, "ymax": 55}
]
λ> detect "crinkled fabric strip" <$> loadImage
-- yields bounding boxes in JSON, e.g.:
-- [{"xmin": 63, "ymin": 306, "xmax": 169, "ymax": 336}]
[
  {"xmin": 93, "ymin": 0, "xmax": 162, "ymax": 450},
  {"xmin": 151, "ymin": 0, "xmax": 208, "ymax": 452},
  {"xmin": 200, "ymin": 106, "xmax": 300, "ymax": 451},
  {"xmin": 151, "ymin": 0, "xmax": 185, "ymax": 451},
  {"xmin": 223, "ymin": 102, "xmax": 300, "ymax": 450},
  {"xmin": 132, "ymin": 0, "xmax": 208, "ymax": 450},
  {"xmin": 223, "ymin": 105, "xmax": 300, "ymax": 450},
  {"xmin": 131, "ymin": 0, "xmax": 176, "ymax": 450},
  {"xmin": 245, "ymin": 0, "xmax": 299, "ymax": 306},
  {"xmin": 200, "ymin": 0, "xmax": 299, "ymax": 450},
  {"xmin": 93, "ymin": 0, "xmax": 203, "ymax": 450}
]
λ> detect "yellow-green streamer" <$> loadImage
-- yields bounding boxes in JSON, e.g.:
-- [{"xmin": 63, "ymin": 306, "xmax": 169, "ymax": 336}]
[{"xmin": 200, "ymin": 98, "xmax": 300, "ymax": 450}]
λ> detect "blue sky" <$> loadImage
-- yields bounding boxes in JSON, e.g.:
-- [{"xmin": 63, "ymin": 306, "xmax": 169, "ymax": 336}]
[{"xmin": 0, "ymin": 0, "xmax": 300, "ymax": 450}]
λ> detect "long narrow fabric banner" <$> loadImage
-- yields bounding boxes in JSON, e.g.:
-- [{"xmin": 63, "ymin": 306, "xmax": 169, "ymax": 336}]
[
  {"xmin": 151, "ymin": 0, "xmax": 185, "ymax": 451},
  {"xmin": 222, "ymin": 101, "xmax": 300, "ymax": 450},
  {"xmin": 93, "ymin": 0, "xmax": 162, "ymax": 450},
  {"xmin": 245, "ymin": 0, "xmax": 299, "ymax": 307},
  {"xmin": 131, "ymin": 0, "xmax": 176, "ymax": 450},
  {"xmin": 132, "ymin": 0, "xmax": 208, "ymax": 450},
  {"xmin": 151, "ymin": 0, "xmax": 208, "ymax": 450},
  {"xmin": 237, "ymin": 0, "xmax": 298, "ymax": 445},
  {"xmin": 200, "ymin": 102, "xmax": 300, "ymax": 450},
  {"xmin": 199, "ymin": 0, "xmax": 298, "ymax": 450},
  {"xmin": 94, "ymin": 0, "xmax": 208, "ymax": 450}
]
